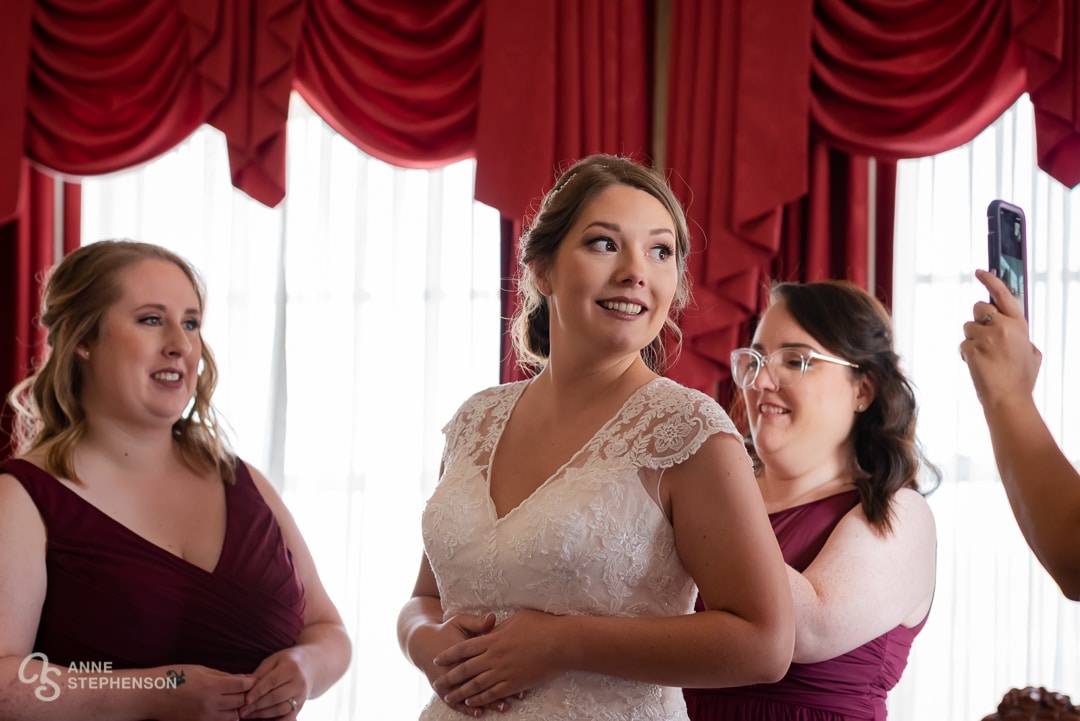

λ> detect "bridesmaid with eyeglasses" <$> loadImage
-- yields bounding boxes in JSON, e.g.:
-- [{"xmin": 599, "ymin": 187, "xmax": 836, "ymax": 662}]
[{"xmin": 685, "ymin": 280, "xmax": 940, "ymax": 721}]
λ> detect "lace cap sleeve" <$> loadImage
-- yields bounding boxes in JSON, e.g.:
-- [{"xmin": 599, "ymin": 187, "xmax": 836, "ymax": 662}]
[
  {"xmin": 613, "ymin": 378, "xmax": 749, "ymax": 471},
  {"xmin": 439, "ymin": 381, "xmax": 527, "ymax": 474}
]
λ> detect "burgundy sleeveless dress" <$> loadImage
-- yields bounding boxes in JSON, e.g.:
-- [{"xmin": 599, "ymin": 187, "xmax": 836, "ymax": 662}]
[
  {"xmin": 1, "ymin": 458, "xmax": 306, "ymax": 674},
  {"xmin": 684, "ymin": 490, "xmax": 927, "ymax": 721}
]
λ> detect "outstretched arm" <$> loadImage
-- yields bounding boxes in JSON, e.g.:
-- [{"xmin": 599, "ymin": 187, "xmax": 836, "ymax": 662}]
[{"xmin": 961, "ymin": 269, "xmax": 1080, "ymax": 601}]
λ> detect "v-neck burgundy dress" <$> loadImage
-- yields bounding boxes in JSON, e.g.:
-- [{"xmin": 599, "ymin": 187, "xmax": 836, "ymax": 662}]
[
  {"xmin": 2, "ymin": 458, "xmax": 306, "ymax": 674},
  {"xmin": 684, "ymin": 491, "xmax": 928, "ymax": 721}
]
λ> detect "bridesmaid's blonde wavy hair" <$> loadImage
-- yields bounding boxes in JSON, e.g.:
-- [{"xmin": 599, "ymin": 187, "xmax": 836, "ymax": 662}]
[{"xmin": 7, "ymin": 240, "xmax": 235, "ymax": 484}]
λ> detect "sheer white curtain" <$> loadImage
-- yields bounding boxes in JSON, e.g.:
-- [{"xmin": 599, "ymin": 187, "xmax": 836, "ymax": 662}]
[
  {"xmin": 80, "ymin": 94, "xmax": 502, "ymax": 720},
  {"xmin": 890, "ymin": 94, "xmax": 1080, "ymax": 719}
]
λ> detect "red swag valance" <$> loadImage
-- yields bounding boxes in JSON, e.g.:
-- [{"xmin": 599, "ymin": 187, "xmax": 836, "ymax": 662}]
[
  {"xmin": 664, "ymin": 0, "xmax": 1075, "ymax": 396},
  {"xmin": 0, "ymin": 0, "xmax": 654, "ymax": 448},
  {"xmin": 0, "ymin": 0, "xmax": 483, "ymax": 220},
  {"xmin": 294, "ymin": 0, "xmax": 483, "ymax": 168},
  {"xmin": 1, "ymin": 0, "xmax": 1077, "ymax": 415},
  {"xmin": 0, "ymin": 0, "xmax": 654, "ymax": 226}
]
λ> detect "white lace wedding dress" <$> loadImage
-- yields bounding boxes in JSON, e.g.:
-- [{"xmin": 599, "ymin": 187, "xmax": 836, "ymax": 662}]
[{"xmin": 418, "ymin": 377, "xmax": 743, "ymax": 720}]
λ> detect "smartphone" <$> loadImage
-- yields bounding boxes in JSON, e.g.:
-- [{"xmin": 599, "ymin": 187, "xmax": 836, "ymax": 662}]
[{"xmin": 987, "ymin": 199, "xmax": 1028, "ymax": 319}]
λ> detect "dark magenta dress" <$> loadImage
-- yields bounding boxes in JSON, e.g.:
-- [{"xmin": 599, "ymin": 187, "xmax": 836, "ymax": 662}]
[
  {"xmin": 1, "ymin": 458, "xmax": 306, "ymax": 674},
  {"xmin": 684, "ymin": 490, "xmax": 927, "ymax": 721}
]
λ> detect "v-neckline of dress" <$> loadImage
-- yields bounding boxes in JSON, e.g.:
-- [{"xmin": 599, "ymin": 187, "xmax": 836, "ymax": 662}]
[
  {"xmin": 484, "ymin": 377, "xmax": 665, "ymax": 524},
  {"xmin": 7, "ymin": 458, "xmax": 232, "ymax": 576}
]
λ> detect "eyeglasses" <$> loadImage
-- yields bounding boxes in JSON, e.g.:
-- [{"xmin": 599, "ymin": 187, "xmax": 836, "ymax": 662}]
[{"xmin": 730, "ymin": 347, "xmax": 858, "ymax": 390}]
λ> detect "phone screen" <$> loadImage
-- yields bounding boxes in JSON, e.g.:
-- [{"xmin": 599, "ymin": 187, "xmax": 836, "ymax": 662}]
[{"xmin": 987, "ymin": 200, "xmax": 1028, "ymax": 318}]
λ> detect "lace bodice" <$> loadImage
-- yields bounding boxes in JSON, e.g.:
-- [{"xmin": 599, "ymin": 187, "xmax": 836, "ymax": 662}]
[{"xmin": 419, "ymin": 377, "xmax": 743, "ymax": 720}]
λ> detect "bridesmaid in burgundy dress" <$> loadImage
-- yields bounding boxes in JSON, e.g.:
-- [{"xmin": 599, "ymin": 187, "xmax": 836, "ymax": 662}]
[
  {"xmin": 685, "ymin": 281, "xmax": 939, "ymax": 721},
  {"xmin": 0, "ymin": 241, "xmax": 350, "ymax": 721}
]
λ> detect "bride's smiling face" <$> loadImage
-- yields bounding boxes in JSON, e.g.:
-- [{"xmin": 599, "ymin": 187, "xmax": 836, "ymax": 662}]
[{"xmin": 537, "ymin": 184, "xmax": 679, "ymax": 361}]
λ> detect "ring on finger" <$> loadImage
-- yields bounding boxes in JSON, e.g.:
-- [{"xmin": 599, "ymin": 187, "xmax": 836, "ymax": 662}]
[{"xmin": 289, "ymin": 698, "xmax": 298, "ymax": 712}]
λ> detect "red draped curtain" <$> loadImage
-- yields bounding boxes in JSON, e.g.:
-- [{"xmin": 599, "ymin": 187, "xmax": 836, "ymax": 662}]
[
  {"xmin": 2, "ymin": 0, "xmax": 1078, "ymax": 443},
  {"xmin": 665, "ymin": 0, "xmax": 1077, "ymax": 399},
  {"xmin": 663, "ymin": 0, "xmax": 815, "ymax": 396},
  {"xmin": 294, "ymin": 0, "xmax": 483, "ymax": 167},
  {"xmin": 0, "ymin": 165, "xmax": 79, "ymax": 458},
  {"xmin": 775, "ymin": 145, "xmax": 896, "ymax": 295},
  {"xmin": 471, "ymin": 0, "xmax": 655, "ymax": 382},
  {"xmin": 0, "ymin": 0, "xmax": 654, "ymax": 451}
]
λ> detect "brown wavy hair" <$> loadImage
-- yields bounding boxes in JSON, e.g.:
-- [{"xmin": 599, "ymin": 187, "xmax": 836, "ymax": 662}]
[
  {"xmin": 750, "ymin": 280, "xmax": 940, "ymax": 534},
  {"xmin": 511, "ymin": 154, "xmax": 692, "ymax": 374},
  {"xmin": 7, "ymin": 240, "xmax": 235, "ymax": 484}
]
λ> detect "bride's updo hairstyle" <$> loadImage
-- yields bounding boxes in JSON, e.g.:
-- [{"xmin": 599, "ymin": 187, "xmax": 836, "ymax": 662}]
[{"xmin": 511, "ymin": 154, "xmax": 692, "ymax": 375}]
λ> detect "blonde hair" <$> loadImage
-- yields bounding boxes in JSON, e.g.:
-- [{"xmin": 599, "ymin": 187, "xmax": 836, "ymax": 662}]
[
  {"xmin": 7, "ymin": 240, "xmax": 235, "ymax": 484},
  {"xmin": 511, "ymin": 154, "xmax": 692, "ymax": 374}
]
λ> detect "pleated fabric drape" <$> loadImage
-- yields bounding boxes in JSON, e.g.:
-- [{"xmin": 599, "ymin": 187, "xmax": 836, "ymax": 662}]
[
  {"xmin": 472, "ymin": 0, "xmax": 655, "ymax": 382},
  {"xmin": 664, "ymin": 0, "xmax": 1077, "ymax": 396},
  {"xmin": 2, "ymin": 0, "xmax": 1078, "ymax": 415},
  {"xmin": 0, "ymin": 164, "xmax": 79, "ymax": 458}
]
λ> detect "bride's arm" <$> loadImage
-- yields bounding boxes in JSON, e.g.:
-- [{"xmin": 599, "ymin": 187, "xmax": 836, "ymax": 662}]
[{"xmin": 431, "ymin": 432, "xmax": 794, "ymax": 707}]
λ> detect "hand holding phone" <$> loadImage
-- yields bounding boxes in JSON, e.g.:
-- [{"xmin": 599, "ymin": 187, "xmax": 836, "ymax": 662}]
[{"xmin": 987, "ymin": 199, "xmax": 1028, "ymax": 319}]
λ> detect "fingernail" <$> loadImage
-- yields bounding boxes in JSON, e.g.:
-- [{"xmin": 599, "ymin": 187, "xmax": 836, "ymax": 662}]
[{"xmin": 497, "ymin": 701, "xmax": 509, "ymax": 712}]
